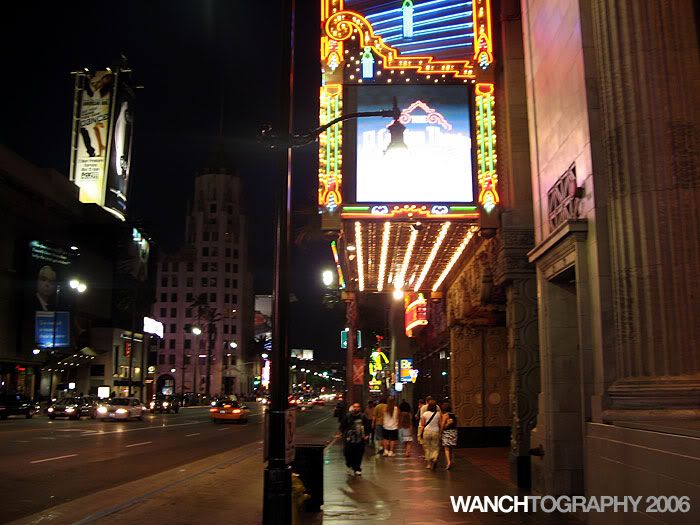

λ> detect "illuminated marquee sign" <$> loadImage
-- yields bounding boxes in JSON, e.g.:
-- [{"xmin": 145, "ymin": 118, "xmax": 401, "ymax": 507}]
[
  {"xmin": 319, "ymin": 0, "xmax": 499, "ymax": 221},
  {"xmin": 404, "ymin": 293, "xmax": 428, "ymax": 337},
  {"xmin": 368, "ymin": 347, "xmax": 388, "ymax": 392},
  {"xmin": 262, "ymin": 359, "xmax": 271, "ymax": 388}
]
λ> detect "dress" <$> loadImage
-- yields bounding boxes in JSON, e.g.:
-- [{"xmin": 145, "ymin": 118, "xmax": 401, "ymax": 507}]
[
  {"xmin": 382, "ymin": 406, "xmax": 399, "ymax": 441},
  {"xmin": 420, "ymin": 410, "xmax": 441, "ymax": 462},
  {"xmin": 441, "ymin": 412, "xmax": 458, "ymax": 447}
]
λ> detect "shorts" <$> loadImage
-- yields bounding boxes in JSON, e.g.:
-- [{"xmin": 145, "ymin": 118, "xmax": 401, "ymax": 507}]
[
  {"xmin": 399, "ymin": 428, "xmax": 413, "ymax": 442},
  {"xmin": 383, "ymin": 428, "xmax": 398, "ymax": 441},
  {"xmin": 375, "ymin": 425, "xmax": 384, "ymax": 441}
]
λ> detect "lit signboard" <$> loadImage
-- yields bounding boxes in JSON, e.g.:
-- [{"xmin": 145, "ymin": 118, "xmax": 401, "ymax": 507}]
[
  {"xmin": 97, "ymin": 386, "xmax": 111, "ymax": 399},
  {"xmin": 355, "ymin": 85, "xmax": 473, "ymax": 203},
  {"xmin": 405, "ymin": 293, "xmax": 428, "ymax": 337},
  {"xmin": 399, "ymin": 358, "xmax": 414, "ymax": 383},
  {"xmin": 262, "ymin": 359, "xmax": 271, "ymax": 388},
  {"xmin": 291, "ymin": 349, "xmax": 314, "ymax": 361},
  {"xmin": 143, "ymin": 317, "xmax": 164, "ymax": 338},
  {"xmin": 35, "ymin": 311, "xmax": 70, "ymax": 348}
]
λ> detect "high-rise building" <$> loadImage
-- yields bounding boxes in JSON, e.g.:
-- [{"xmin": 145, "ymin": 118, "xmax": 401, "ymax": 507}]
[{"xmin": 152, "ymin": 165, "xmax": 253, "ymax": 397}]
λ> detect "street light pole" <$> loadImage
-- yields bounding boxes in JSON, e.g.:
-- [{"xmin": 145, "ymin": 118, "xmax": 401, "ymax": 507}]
[{"xmin": 263, "ymin": 0, "xmax": 295, "ymax": 522}]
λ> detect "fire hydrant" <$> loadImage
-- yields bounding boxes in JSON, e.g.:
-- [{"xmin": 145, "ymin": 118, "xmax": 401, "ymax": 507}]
[{"xmin": 291, "ymin": 472, "xmax": 310, "ymax": 525}]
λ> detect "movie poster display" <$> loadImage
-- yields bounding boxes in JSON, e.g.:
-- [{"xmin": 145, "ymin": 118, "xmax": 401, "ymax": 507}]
[
  {"xmin": 355, "ymin": 84, "xmax": 473, "ymax": 203},
  {"xmin": 72, "ymin": 71, "xmax": 114, "ymax": 205}
]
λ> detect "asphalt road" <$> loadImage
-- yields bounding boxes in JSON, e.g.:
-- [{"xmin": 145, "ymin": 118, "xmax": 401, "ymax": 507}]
[{"xmin": 0, "ymin": 404, "xmax": 335, "ymax": 523}]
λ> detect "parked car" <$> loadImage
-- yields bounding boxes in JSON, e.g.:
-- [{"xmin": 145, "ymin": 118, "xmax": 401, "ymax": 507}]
[
  {"xmin": 210, "ymin": 400, "xmax": 250, "ymax": 423},
  {"xmin": 48, "ymin": 396, "xmax": 97, "ymax": 420},
  {"xmin": 95, "ymin": 397, "xmax": 147, "ymax": 421},
  {"xmin": 149, "ymin": 395, "xmax": 180, "ymax": 414},
  {"xmin": 0, "ymin": 392, "xmax": 39, "ymax": 419}
]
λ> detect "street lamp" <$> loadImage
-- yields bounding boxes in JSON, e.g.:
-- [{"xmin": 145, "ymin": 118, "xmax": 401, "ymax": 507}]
[
  {"xmin": 260, "ymin": 3, "xmax": 405, "ymax": 519},
  {"xmin": 322, "ymin": 269, "xmax": 334, "ymax": 287},
  {"xmin": 192, "ymin": 326, "xmax": 202, "ymax": 336}
]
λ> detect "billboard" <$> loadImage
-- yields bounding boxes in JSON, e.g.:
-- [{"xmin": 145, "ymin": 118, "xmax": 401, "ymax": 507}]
[
  {"xmin": 35, "ymin": 311, "xmax": 70, "ymax": 348},
  {"xmin": 71, "ymin": 71, "xmax": 114, "ymax": 205},
  {"xmin": 70, "ymin": 68, "xmax": 135, "ymax": 220},
  {"xmin": 355, "ymin": 85, "xmax": 473, "ymax": 203}
]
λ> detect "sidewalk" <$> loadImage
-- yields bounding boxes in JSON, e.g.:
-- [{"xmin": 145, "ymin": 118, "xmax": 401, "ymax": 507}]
[{"xmin": 300, "ymin": 442, "xmax": 578, "ymax": 524}]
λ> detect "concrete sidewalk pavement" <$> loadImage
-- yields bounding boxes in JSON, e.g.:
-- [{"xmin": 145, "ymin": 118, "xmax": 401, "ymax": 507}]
[{"xmin": 300, "ymin": 442, "xmax": 579, "ymax": 524}]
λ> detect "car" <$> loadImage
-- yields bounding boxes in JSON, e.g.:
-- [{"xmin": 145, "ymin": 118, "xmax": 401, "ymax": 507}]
[
  {"xmin": 48, "ymin": 396, "xmax": 97, "ymax": 420},
  {"xmin": 210, "ymin": 400, "xmax": 250, "ymax": 423},
  {"xmin": 95, "ymin": 397, "xmax": 147, "ymax": 421},
  {"xmin": 149, "ymin": 395, "xmax": 180, "ymax": 414},
  {"xmin": 0, "ymin": 392, "xmax": 39, "ymax": 419},
  {"xmin": 312, "ymin": 398, "xmax": 326, "ymax": 406}
]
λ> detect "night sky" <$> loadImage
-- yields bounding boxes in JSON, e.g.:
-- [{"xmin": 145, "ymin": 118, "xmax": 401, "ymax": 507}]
[{"xmin": 2, "ymin": 1, "xmax": 346, "ymax": 361}]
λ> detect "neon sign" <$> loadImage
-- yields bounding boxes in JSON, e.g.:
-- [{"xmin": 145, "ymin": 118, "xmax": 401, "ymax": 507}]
[{"xmin": 404, "ymin": 293, "xmax": 428, "ymax": 336}]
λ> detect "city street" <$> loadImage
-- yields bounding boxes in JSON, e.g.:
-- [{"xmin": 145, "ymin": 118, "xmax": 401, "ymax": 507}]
[{"xmin": 0, "ymin": 404, "xmax": 334, "ymax": 523}]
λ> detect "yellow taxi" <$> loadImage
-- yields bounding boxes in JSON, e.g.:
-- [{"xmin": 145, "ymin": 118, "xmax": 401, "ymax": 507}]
[{"xmin": 210, "ymin": 400, "xmax": 250, "ymax": 423}]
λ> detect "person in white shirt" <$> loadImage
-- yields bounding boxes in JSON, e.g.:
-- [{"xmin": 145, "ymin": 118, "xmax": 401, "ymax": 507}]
[
  {"xmin": 381, "ymin": 397, "xmax": 400, "ymax": 456},
  {"xmin": 419, "ymin": 399, "xmax": 441, "ymax": 469}
]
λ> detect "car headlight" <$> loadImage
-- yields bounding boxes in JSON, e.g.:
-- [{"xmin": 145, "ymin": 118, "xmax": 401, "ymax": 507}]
[
  {"xmin": 48, "ymin": 407, "xmax": 54, "ymax": 413},
  {"xmin": 97, "ymin": 406, "xmax": 108, "ymax": 414},
  {"xmin": 116, "ymin": 408, "xmax": 128, "ymax": 414},
  {"xmin": 65, "ymin": 407, "xmax": 75, "ymax": 413},
  {"xmin": 211, "ymin": 401, "xmax": 217, "ymax": 406},
  {"xmin": 163, "ymin": 402, "xmax": 169, "ymax": 407}
]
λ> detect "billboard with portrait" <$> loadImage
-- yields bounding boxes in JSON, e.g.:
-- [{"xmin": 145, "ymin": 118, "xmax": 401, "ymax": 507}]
[
  {"xmin": 71, "ymin": 70, "xmax": 114, "ymax": 205},
  {"xmin": 353, "ymin": 84, "xmax": 473, "ymax": 203}
]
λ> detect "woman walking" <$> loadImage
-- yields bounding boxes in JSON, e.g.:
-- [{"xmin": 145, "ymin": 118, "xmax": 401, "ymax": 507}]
[
  {"xmin": 381, "ymin": 397, "xmax": 399, "ymax": 456},
  {"xmin": 419, "ymin": 399, "xmax": 441, "ymax": 469},
  {"xmin": 398, "ymin": 401, "xmax": 413, "ymax": 457},
  {"xmin": 440, "ymin": 401, "xmax": 458, "ymax": 470}
]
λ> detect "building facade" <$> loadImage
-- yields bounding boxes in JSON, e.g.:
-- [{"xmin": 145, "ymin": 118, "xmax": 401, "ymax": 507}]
[
  {"xmin": 153, "ymin": 166, "xmax": 254, "ymax": 397},
  {"xmin": 520, "ymin": 0, "xmax": 700, "ymax": 518}
]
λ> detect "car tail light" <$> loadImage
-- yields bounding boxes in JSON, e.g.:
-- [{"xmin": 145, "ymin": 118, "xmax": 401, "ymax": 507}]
[
  {"xmin": 232, "ymin": 409, "xmax": 241, "ymax": 414},
  {"xmin": 223, "ymin": 404, "xmax": 231, "ymax": 408},
  {"xmin": 209, "ymin": 408, "xmax": 217, "ymax": 413}
]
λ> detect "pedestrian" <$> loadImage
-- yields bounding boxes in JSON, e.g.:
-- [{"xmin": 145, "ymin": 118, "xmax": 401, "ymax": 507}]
[
  {"xmin": 440, "ymin": 401, "xmax": 458, "ymax": 470},
  {"xmin": 364, "ymin": 400, "xmax": 376, "ymax": 445},
  {"xmin": 333, "ymin": 399, "xmax": 347, "ymax": 421},
  {"xmin": 381, "ymin": 397, "xmax": 399, "ymax": 456},
  {"xmin": 373, "ymin": 396, "xmax": 387, "ymax": 454},
  {"xmin": 415, "ymin": 398, "xmax": 426, "ymax": 454},
  {"xmin": 398, "ymin": 401, "xmax": 413, "ymax": 457},
  {"xmin": 419, "ymin": 399, "xmax": 441, "ymax": 470},
  {"xmin": 340, "ymin": 402, "xmax": 370, "ymax": 476}
]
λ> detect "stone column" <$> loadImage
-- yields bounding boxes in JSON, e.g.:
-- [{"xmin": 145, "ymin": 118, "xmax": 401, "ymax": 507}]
[
  {"xmin": 590, "ymin": 0, "xmax": 700, "ymax": 417},
  {"xmin": 506, "ymin": 277, "xmax": 539, "ymax": 487}
]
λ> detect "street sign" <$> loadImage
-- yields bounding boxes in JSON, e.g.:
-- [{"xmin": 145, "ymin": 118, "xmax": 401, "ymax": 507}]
[{"xmin": 340, "ymin": 329, "xmax": 362, "ymax": 349}]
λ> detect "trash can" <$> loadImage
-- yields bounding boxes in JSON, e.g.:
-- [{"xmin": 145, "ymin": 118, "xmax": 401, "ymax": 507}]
[{"xmin": 293, "ymin": 442, "xmax": 326, "ymax": 512}]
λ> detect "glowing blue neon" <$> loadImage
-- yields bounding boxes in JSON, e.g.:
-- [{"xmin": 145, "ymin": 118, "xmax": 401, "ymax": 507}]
[
  {"xmin": 391, "ymin": 42, "xmax": 472, "ymax": 54},
  {"xmin": 389, "ymin": 33, "xmax": 471, "ymax": 47},
  {"xmin": 382, "ymin": 23, "xmax": 473, "ymax": 41},
  {"xmin": 369, "ymin": 2, "xmax": 471, "ymax": 27},
  {"xmin": 371, "ymin": 13, "xmax": 472, "ymax": 35},
  {"xmin": 402, "ymin": 1, "xmax": 414, "ymax": 38},
  {"xmin": 366, "ymin": 0, "xmax": 467, "ymax": 21}
]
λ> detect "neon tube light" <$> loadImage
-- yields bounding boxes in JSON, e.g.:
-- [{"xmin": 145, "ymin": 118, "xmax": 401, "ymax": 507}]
[
  {"xmin": 431, "ymin": 227, "xmax": 476, "ymax": 291},
  {"xmin": 413, "ymin": 221, "xmax": 450, "ymax": 291},
  {"xmin": 330, "ymin": 240, "xmax": 346, "ymax": 289},
  {"xmin": 395, "ymin": 227, "xmax": 419, "ymax": 291},
  {"xmin": 377, "ymin": 222, "xmax": 392, "ymax": 292},
  {"xmin": 355, "ymin": 221, "xmax": 365, "ymax": 292}
]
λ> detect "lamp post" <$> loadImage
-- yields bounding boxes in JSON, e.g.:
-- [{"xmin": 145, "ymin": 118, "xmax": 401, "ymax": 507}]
[
  {"xmin": 192, "ymin": 326, "xmax": 201, "ymax": 398},
  {"xmin": 261, "ymin": 3, "xmax": 404, "ymax": 520}
]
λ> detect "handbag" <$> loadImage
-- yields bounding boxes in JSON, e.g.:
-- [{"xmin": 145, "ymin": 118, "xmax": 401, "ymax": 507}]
[{"xmin": 420, "ymin": 411, "xmax": 437, "ymax": 440}]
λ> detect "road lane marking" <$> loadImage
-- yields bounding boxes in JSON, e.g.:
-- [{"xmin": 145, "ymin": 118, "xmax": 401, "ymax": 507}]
[
  {"xmin": 125, "ymin": 441, "xmax": 152, "ymax": 448},
  {"xmin": 217, "ymin": 428, "xmax": 229, "ymax": 431},
  {"xmin": 82, "ymin": 421, "xmax": 201, "ymax": 436},
  {"xmin": 185, "ymin": 433, "xmax": 200, "ymax": 437},
  {"xmin": 30, "ymin": 454, "xmax": 78, "ymax": 464}
]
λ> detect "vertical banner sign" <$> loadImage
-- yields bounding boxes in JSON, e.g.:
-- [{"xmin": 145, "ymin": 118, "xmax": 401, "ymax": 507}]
[
  {"xmin": 104, "ymin": 77, "xmax": 135, "ymax": 219},
  {"xmin": 352, "ymin": 358, "xmax": 365, "ymax": 385},
  {"xmin": 124, "ymin": 340, "xmax": 132, "ymax": 357},
  {"xmin": 71, "ymin": 71, "xmax": 114, "ymax": 205}
]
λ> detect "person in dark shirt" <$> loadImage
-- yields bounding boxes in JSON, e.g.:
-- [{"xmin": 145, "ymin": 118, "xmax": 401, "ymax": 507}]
[{"xmin": 339, "ymin": 402, "xmax": 370, "ymax": 476}]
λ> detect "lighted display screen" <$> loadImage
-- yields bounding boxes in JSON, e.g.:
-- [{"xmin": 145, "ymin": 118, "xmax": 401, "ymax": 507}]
[
  {"xmin": 345, "ymin": 0, "xmax": 474, "ymax": 61},
  {"xmin": 355, "ymin": 84, "xmax": 473, "ymax": 203}
]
